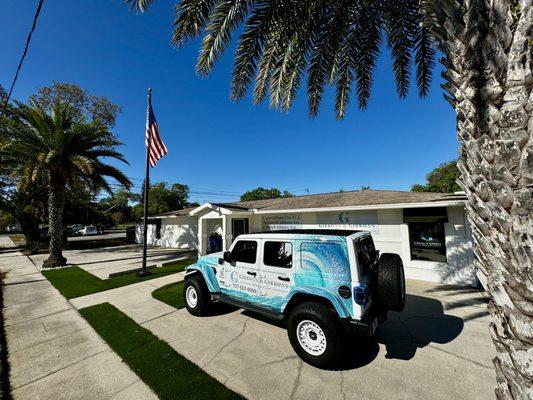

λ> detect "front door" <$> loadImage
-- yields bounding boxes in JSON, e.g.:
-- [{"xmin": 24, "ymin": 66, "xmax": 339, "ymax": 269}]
[
  {"xmin": 219, "ymin": 239, "xmax": 260, "ymax": 302},
  {"xmin": 232, "ymin": 218, "xmax": 249, "ymax": 238},
  {"xmin": 257, "ymin": 240, "xmax": 294, "ymax": 312}
]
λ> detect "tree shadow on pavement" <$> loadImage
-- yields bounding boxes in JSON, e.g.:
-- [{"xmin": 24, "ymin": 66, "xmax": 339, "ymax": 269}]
[{"xmin": 374, "ymin": 294, "xmax": 464, "ymax": 361}]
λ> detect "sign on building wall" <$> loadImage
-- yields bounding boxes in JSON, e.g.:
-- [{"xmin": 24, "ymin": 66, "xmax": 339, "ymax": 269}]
[
  {"xmin": 316, "ymin": 210, "xmax": 379, "ymax": 232},
  {"xmin": 262, "ymin": 211, "xmax": 379, "ymax": 233},
  {"xmin": 261, "ymin": 214, "xmax": 303, "ymax": 230}
]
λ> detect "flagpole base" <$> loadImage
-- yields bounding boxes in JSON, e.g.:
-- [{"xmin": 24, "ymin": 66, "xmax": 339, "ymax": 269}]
[{"xmin": 137, "ymin": 270, "xmax": 152, "ymax": 277}]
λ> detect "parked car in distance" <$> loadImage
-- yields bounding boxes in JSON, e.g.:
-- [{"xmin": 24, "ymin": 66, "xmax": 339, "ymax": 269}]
[
  {"xmin": 78, "ymin": 225, "xmax": 98, "ymax": 236},
  {"xmin": 183, "ymin": 229, "xmax": 406, "ymax": 368},
  {"xmin": 66, "ymin": 224, "xmax": 83, "ymax": 236}
]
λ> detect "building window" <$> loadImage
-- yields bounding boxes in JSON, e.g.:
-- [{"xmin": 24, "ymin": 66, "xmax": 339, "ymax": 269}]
[
  {"xmin": 231, "ymin": 240, "xmax": 257, "ymax": 264},
  {"xmin": 264, "ymin": 241, "xmax": 293, "ymax": 268},
  {"xmin": 408, "ymin": 221, "xmax": 447, "ymax": 262},
  {"xmin": 232, "ymin": 218, "xmax": 249, "ymax": 237}
]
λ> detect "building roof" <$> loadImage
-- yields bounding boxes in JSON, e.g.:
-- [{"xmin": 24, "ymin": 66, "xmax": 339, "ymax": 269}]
[
  {"xmin": 219, "ymin": 189, "xmax": 466, "ymax": 212},
  {"xmin": 153, "ymin": 206, "xmax": 197, "ymax": 217},
  {"xmin": 156, "ymin": 190, "xmax": 466, "ymax": 217}
]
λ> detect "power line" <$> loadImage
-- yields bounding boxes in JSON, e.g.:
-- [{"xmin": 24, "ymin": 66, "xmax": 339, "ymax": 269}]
[{"xmin": 1, "ymin": 0, "xmax": 45, "ymax": 116}]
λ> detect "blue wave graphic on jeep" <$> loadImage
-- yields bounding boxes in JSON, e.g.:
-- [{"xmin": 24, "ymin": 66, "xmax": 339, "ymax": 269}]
[{"xmin": 187, "ymin": 236, "xmax": 353, "ymax": 318}]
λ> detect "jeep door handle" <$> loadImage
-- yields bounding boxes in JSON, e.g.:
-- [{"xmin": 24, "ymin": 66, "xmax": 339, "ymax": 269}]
[
  {"xmin": 278, "ymin": 276, "xmax": 290, "ymax": 282},
  {"xmin": 247, "ymin": 271, "xmax": 257, "ymax": 276}
]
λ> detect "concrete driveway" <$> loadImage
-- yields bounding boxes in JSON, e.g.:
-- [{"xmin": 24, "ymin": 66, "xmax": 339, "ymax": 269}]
[{"xmin": 72, "ymin": 278, "xmax": 496, "ymax": 400}]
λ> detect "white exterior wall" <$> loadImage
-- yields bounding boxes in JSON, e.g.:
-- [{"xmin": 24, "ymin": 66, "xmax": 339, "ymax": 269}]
[{"xmin": 135, "ymin": 216, "xmax": 198, "ymax": 249}]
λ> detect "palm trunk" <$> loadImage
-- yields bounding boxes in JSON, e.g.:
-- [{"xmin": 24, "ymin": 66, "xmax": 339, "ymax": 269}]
[
  {"xmin": 17, "ymin": 213, "xmax": 41, "ymax": 253},
  {"xmin": 421, "ymin": 0, "xmax": 532, "ymax": 398},
  {"xmin": 43, "ymin": 175, "xmax": 67, "ymax": 268}
]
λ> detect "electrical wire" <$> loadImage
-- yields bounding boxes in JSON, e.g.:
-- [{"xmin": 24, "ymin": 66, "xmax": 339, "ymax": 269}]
[{"xmin": 1, "ymin": 0, "xmax": 45, "ymax": 116}]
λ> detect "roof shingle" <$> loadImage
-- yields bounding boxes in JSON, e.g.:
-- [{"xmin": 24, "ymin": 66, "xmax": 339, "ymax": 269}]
[
  {"xmin": 155, "ymin": 189, "xmax": 466, "ymax": 217},
  {"xmin": 219, "ymin": 189, "xmax": 466, "ymax": 211}
]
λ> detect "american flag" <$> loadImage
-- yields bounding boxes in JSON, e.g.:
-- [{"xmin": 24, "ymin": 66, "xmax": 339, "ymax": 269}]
[{"xmin": 145, "ymin": 96, "xmax": 168, "ymax": 167}]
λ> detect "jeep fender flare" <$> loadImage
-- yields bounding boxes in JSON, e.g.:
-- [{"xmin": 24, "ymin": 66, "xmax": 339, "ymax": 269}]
[
  {"xmin": 281, "ymin": 288, "xmax": 351, "ymax": 319},
  {"xmin": 185, "ymin": 264, "xmax": 220, "ymax": 293}
]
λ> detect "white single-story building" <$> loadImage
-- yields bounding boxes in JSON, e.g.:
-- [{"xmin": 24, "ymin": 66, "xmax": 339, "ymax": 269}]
[{"xmin": 136, "ymin": 189, "xmax": 476, "ymax": 286}]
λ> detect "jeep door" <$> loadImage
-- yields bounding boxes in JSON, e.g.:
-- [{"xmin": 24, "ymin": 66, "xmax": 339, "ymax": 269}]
[
  {"xmin": 257, "ymin": 240, "xmax": 294, "ymax": 312},
  {"xmin": 220, "ymin": 239, "xmax": 260, "ymax": 301}
]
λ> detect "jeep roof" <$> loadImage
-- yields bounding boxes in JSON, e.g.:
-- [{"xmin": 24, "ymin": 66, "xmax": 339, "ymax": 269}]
[{"xmin": 244, "ymin": 229, "xmax": 369, "ymax": 239}]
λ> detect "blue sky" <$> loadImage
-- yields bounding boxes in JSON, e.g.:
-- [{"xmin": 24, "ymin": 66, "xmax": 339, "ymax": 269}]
[{"xmin": 1, "ymin": 0, "xmax": 458, "ymax": 204}]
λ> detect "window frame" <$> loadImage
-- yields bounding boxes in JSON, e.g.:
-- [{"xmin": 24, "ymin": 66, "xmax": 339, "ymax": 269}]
[
  {"xmin": 230, "ymin": 240, "xmax": 258, "ymax": 264},
  {"xmin": 408, "ymin": 221, "xmax": 447, "ymax": 263},
  {"xmin": 263, "ymin": 241, "xmax": 293, "ymax": 269}
]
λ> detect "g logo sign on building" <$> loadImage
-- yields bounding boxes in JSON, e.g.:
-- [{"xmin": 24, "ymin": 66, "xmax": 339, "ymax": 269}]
[{"xmin": 339, "ymin": 212, "xmax": 349, "ymax": 223}]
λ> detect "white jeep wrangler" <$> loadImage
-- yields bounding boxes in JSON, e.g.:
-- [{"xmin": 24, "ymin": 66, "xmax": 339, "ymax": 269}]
[{"xmin": 184, "ymin": 229, "xmax": 405, "ymax": 368}]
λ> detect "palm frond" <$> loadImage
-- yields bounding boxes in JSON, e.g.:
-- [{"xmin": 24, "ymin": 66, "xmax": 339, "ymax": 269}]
[
  {"xmin": 92, "ymin": 163, "xmax": 132, "ymax": 190},
  {"xmin": 197, "ymin": 0, "xmax": 255, "ymax": 76},
  {"xmin": 231, "ymin": 0, "xmax": 279, "ymax": 101},
  {"xmin": 307, "ymin": 1, "xmax": 349, "ymax": 117},
  {"xmin": 352, "ymin": 0, "xmax": 382, "ymax": 110},
  {"xmin": 125, "ymin": 0, "xmax": 157, "ymax": 13},
  {"xmin": 383, "ymin": 0, "xmax": 418, "ymax": 99},
  {"xmin": 127, "ymin": 0, "xmax": 437, "ymax": 119},
  {"xmin": 0, "ymin": 101, "xmax": 130, "ymax": 193},
  {"xmin": 172, "ymin": 0, "xmax": 218, "ymax": 47},
  {"xmin": 273, "ymin": 0, "xmax": 325, "ymax": 111},
  {"xmin": 413, "ymin": 24, "xmax": 436, "ymax": 97}
]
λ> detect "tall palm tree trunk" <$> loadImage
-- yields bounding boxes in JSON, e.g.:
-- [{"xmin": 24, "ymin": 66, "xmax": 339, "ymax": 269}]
[
  {"xmin": 43, "ymin": 175, "xmax": 67, "ymax": 268},
  {"xmin": 422, "ymin": 0, "xmax": 532, "ymax": 398}
]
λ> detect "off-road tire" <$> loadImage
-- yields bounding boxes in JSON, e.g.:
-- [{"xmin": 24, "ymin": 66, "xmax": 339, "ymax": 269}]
[
  {"xmin": 183, "ymin": 274, "xmax": 211, "ymax": 316},
  {"xmin": 287, "ymin": 302, "xmax": 344, "ymax": 369},
  {"xmin": 377, "ymin": 253, "xmax": 406, "ymax": 311}
]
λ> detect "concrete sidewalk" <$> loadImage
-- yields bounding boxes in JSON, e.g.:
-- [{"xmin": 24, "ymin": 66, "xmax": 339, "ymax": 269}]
[
  {"xmin": 0, "ymin": 236, "xmax": 157, "ymax": 400},
  {"xmin": 70, "ymin": 272, "xmax": 185, "ymax": 324},
  {"xmin": 30, "ymin": 245, "xmax": 194, "ymax": 279}
]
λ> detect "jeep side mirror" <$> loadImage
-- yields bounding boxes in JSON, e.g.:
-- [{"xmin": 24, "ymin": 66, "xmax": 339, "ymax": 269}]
[{"xmin": 222, "ymin": 251, "xmax": 232, "ymax": 263}]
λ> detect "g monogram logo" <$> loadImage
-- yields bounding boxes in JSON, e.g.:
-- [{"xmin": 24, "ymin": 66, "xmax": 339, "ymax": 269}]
[{"xmin": 339, "ymin": 212, "xmax": 349, "ymax": 223}]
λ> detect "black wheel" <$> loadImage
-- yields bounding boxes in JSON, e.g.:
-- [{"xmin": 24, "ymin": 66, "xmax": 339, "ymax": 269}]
[
  {"xmin": 287, "ymin": 302, "xmax": 344, "ymax": 369},
  {"xmin": 376, "ymin": 253, "xmax": 406, "ymax": 311},
  {"xmin": 183, "ymin": 274, "xmax": 211, "ymax": 316}
]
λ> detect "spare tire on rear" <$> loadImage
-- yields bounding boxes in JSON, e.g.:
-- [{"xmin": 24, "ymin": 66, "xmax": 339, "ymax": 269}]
[{"xmin": 376, "ymin": 253, "xmax": 406, "ymax": 311}]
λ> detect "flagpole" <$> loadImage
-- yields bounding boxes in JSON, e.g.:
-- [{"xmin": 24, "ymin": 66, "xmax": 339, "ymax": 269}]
[{"xmin": 139, "ymin": 88, "xmax": 152, "ymax": 277}]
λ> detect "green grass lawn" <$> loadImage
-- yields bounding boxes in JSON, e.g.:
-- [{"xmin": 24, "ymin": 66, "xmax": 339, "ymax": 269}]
[
  {"xmin": 80, "ymin": 303, "xmax": 244, "ymax": 400},
  {"xmin": 152, "ymin": 281, "xmax": 186, "ymax": 309},
  {"xmin": 43, "ymin": 260, "xmax": 194, "ymax": 299}
]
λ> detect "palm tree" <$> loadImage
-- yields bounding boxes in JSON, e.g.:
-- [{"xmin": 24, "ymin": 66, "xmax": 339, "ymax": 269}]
[
  {"xmin": 129, "ymin": 1, "xmax": 532, "ymax": 397},
  {"xmin": 0, "ymin": 102, "xmax": 131, "ymax": 267}
]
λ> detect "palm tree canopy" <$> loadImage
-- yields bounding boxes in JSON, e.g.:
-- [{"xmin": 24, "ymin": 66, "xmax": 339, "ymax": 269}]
[
  {"xmin": 127, "ymin": 0, "xmax": 435, "ymax": 119},
  {"xmin": 0, "ymin": 101, "xmax": 131, "ymax": 193}
]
